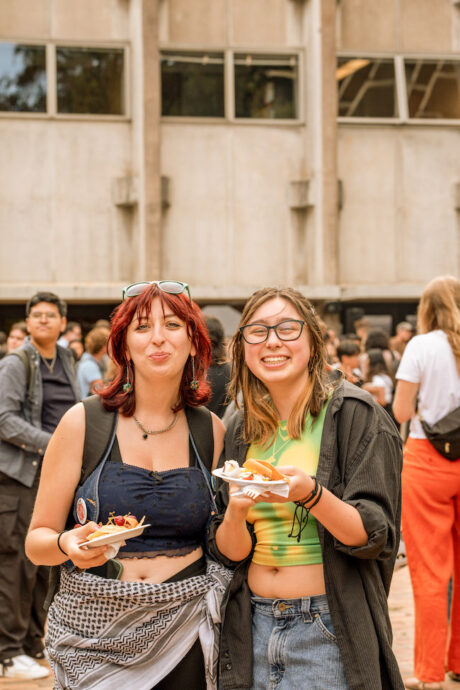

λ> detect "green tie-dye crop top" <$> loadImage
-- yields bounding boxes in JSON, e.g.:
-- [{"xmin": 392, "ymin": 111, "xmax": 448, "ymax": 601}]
[{"xmin": 246, "ymin": 400, "xmax": 330, "ymax": 567}]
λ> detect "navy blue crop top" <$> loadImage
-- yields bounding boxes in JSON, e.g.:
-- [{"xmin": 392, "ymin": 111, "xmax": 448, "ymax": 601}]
[{"xmin": 95, "ymin": 437, "xmax": 212, "ymax": 558}]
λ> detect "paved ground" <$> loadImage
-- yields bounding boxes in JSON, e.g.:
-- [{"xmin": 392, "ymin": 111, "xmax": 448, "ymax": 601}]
[{"xmin": 1, "ymin": 565, "xmax": 458, "ymax": 689}]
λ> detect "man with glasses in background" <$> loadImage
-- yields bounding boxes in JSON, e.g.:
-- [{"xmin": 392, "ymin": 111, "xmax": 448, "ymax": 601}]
[{"xmin": 0, "ymin": 291, "xmax": 79, "ymax": 680}]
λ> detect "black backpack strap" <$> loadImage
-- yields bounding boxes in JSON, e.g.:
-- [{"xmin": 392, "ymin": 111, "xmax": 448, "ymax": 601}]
[
  {"xmin": 185, "ymin": 406, "xmax": 214, "ymax": 471},
  {"xmin": 7, "ymin": 348, "xmax": 35, "ymax": 402},
  {"xmin": 80, "ymin": 396, "xmax": 117, "ymax": 485}
]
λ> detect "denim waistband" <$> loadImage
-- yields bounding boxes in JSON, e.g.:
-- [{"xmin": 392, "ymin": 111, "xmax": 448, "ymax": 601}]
[{"xmin": 251, "ymin": 592, "xmax": 330, "ymax": 619}]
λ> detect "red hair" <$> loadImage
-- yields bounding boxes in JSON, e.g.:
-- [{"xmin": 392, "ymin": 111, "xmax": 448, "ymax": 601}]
[{"xmin": 99, "ymin": 284, "xmax": 211, "ymax": 415}]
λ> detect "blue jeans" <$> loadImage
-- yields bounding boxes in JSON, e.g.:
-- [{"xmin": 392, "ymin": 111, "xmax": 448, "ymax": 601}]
[{"xmin": 251, "ymin": 594, "xmax": 349, "ymax": 690}]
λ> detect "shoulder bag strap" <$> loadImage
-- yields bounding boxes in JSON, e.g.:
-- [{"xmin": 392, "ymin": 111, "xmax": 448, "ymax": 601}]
[
  {"xmin": 185, "ymin": 405, "xmax": 216, "ymax": 511},
  {"xmin": 185, "ymin": 405, "xmax": 214, "ymax": 471},
  {"xmin": 80, "ymin": 396, "xmax": 118, "ymax": 486}
]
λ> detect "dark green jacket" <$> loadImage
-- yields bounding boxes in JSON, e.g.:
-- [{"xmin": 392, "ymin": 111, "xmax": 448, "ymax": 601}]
[{"xmin": 208, "ymin": 381, "xmax": 404, "ymax": 690}]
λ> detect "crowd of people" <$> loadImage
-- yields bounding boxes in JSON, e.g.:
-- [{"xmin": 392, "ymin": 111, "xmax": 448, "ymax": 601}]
[{"xmin": 0, "ymin": 275, "xmax": 458, "ymax": 690}]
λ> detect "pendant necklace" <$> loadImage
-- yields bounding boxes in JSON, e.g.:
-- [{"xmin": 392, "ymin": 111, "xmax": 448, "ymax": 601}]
[
  {"xmin": 40, "ymin": 351, "xmax": 57, "ymax": 374},
  {"xmin": 268, "ymin": 422, "xmax": 292, "ymax": 466},
  {"xmin": 133, "ymin": 413, "xmax": 178, "ymax": 440}
]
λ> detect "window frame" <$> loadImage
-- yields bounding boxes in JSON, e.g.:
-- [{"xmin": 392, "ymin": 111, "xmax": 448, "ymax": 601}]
[
  {"xmin": 0, "ymin": 39, "xmax": 130, "ymax": 121},
  {"xmin": 337, "ymin": 51, "xmax": 460, "ymax": 127},
  {"xmin": 159, "ymin": 45, "xmax": 304, "ymax": 125}
]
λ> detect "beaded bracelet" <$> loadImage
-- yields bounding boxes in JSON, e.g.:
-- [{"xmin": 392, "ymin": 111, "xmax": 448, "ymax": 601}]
[{"xmin": 57, "ymin": 531, "xmax": 69, "ymax": 556}]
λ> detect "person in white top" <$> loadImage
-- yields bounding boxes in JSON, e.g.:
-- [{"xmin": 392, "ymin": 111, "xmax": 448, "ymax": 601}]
[{"xmin": 393, "ymin": 275, "xmax": 460, "ymax": 690}]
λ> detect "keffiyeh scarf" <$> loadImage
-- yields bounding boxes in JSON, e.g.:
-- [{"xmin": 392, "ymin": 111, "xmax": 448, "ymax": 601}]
[{"xmin": 47, "ymin": 560, "xmax": 232, "ymax": 690}]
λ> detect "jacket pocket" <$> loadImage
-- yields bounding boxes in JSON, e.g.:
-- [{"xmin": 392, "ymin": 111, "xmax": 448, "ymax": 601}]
[{"xmin": 0, "ymin": 494, "xmax": 20, "ymax": 554}]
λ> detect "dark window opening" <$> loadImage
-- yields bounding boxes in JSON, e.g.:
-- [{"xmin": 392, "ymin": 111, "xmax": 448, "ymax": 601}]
[
  {"xmin": 234, "ymin": 54, "xmax": 297, "ymax": 119},
  {"xmin": 56, "ymin": 47, "xmax": 124, "ymax": 115},
  {"xmin": 405, "ymin": 59, "xmax": 460, "ymax": 119},
  {"xmin": 337, "ymin": 57, "xmax": 397, "ymax": 118},
  {"xmin": 161, "ymin": 51, "xmax": 225, "ymax": 117}
]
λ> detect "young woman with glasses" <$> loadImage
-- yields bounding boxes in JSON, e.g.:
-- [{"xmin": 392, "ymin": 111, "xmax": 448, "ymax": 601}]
[
  {"xmin": 208, "ymin": 287, "xmax": 404, "ymax": 690},
  {"xmin": 26, "ymin": 281, "xmax": 230, "ymax": 689}
]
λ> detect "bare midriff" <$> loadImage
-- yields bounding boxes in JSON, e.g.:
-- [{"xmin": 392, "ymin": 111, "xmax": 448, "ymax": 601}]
[
  {"xmin": 118, "ymin": 545, "xmax": 203, "ymax": 584},
  {"xmin": 248, "ymin": 561, "xmax": 326, "ymax": 599}
]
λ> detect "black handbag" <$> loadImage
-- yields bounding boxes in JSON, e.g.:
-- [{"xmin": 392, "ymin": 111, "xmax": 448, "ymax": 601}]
[{"xmin": 419, "ymin": 406, "xmax": 460, "ymax": 461}]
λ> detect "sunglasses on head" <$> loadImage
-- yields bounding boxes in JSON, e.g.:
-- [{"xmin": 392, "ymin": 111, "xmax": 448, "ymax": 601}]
[{"xmin": 122, "ymin": 281, "xmax": 191, "ymax": 302}]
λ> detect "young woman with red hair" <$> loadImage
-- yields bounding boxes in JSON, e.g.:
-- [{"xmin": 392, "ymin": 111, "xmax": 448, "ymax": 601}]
[{"xmin": 26, "ymin": 282, "xmax": 229, "ymax": 690}]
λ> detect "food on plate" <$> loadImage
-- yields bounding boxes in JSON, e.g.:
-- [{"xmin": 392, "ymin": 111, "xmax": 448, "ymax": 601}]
[
  {"xmin": 222, "ymin": 459, "xmax": 289, "ymax": 483},
  {"xmin": 222, "ymin": 460, "xmax": 241, "ymax": 477},
  {"xmin": 243, "ymin": 458, "xmax": 288, "ymax": 481},
  {"xmin": 87, "ymin": 513, "xmax": 145, "ymax": 540}
]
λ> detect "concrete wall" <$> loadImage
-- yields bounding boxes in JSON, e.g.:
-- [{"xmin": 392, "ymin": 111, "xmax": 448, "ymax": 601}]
[
  {"xmin": 0, "ymin": 0, "xmax": 130, "ymax": 41},
  {"xmin": 0, "ymin": 119, "xmax": 132, "ymax": 284},
  {"xmin": 160, "ymin": 0, "xmax": 339, "ymax": 300},
  {"xmin": 338, "ymin": 126, "xmax": 460, "ymax": 287},
  {"xmin": 161, "ymin": 123, "xmax": 305, "ymax": 294},
  {"xmin": 336, "ymin": 0, "xmax": 460, "ymax": 298},
  {"xmin": 337, "ymin": 0, "xmax": 456, "ymax": 52},
  {"xmin": 0, "ymin": 0, "xmax": 134, "ymax": 300},
  {"xmin": 0, "ymin": 0, "xmax": 458, "ymax": 305}
]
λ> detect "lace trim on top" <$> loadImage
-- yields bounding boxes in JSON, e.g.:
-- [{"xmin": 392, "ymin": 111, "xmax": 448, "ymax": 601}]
[{"xmin": 118, "ymin": 545, "xmax": 202, "ymax": 559}]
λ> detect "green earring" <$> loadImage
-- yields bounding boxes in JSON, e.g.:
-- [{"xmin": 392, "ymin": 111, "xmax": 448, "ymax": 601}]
[
  {"xmin": 123, "ymin": 364, "xmax": 132, "ymax": 393},
  {"xmin": 190, "ymin": 357, "xmax": 198, "ymax": 391}
]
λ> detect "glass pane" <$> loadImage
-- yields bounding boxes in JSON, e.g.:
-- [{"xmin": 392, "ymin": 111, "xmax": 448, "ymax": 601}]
[
  {"xmin": 57, "ymin": 47, "xmax": 124, "ymax": 115},
  {"xmin": 161, "ymin": 52, "xmax": 224, "ymax": 117},
  {"xmin": 337, "ymin": 57, "xmax": 397, "ymax": 118},
  {"xmin": 0, "ymin": 43, "xmax": 46, "ymax": 112},
  {"xmin": 405, "ymin": 59, "xmax": 460, "ymax": 119},
  {"xmin": 234, "ymin": 54, "xmax": 297, "ymax": 119}
]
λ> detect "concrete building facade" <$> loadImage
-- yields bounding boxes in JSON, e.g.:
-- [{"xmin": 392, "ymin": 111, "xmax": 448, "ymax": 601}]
[{"xmin": 0, "ymin": 0, "xmax": 459, "ymax": 329}]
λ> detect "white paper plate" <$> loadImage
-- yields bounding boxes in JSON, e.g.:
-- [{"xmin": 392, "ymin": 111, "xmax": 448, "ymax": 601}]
[
  {"xmin": 212, "ymin": 468, "xmax": 288, "ymax": 488},
  {"xmin": 80, "ymin": 524, "xmax": 151, "ymax": 549}
]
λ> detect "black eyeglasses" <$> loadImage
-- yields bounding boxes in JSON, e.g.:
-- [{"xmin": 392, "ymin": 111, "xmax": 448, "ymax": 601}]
[
  {"xmin": 122, "ymin": 281, "xmax": 191, "ymax": 301},
  {"xmin": 240, "ymin": 319, "xmax": 305, "ymax": 344}
]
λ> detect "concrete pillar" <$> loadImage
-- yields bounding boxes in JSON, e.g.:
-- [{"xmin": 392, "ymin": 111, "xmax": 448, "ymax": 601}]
[
  {"xmin": 130, "ymin": 0, "xmax": 162, "ymax": 280},
  {"xmin": 309, "ymin": 0, "xmax": 338, "ymax": 286}
]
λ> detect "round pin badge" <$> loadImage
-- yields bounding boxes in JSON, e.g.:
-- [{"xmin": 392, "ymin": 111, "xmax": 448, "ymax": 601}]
[{"xmin": 76, "ymin": 497, "xmax": 87, "ymax": 524}]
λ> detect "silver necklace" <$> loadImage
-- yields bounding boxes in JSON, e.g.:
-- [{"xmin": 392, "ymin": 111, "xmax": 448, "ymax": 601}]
[
  {"xmin": 133, "ymin": 413, "xmax": 178, "ymax": 440},
  {"xmin": 40, "ymin": 351, "xmax": 57, "ymax": 374}
]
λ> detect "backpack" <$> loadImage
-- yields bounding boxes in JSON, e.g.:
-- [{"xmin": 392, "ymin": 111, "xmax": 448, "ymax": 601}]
[
  {"xmin": 45, "ymin": 396, "xmax": 214, "ymax": 609},
  {"xmin": 6, "ymin": 348, "xmax": 36, "ymax": 402}
]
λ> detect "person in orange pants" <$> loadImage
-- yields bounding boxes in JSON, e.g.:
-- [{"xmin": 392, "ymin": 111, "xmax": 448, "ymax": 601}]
[
  {"xmin": 393, "ymin": 275, "xmax": 460, "ymax": 690},
  {"xmin": 401, "ymin": 438, "xmax": 460, "ymax": 685}
]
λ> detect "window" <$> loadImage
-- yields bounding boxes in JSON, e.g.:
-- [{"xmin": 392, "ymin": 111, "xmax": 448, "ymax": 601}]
[
  {"xmin": 405, "ymin": 59, "xmax": 460, "ymax": 119},
  {"xmin": 0, "ymin": 43, "xmax": 46, "ymax": 112},
  {"xmin": 56, "ymin": 47, "xmax": 124, "ymax": 115},
  {"xmin": 337, "ymin": 54, "xmax": 460, "ymax": 123},
  {"xmin": 0, "ymin": 41, "xmax": 126, "ymax": 117},
  {"xmin": 160, "ymin": 50, "xmax": 300, "ymax": 120},
  {"xmin": 234, "ymin": 54, "xmax": 298, "ymax": 119},
  {"xmin": 161, "ymin": 51, "xmax": 224, "ymax": 117},
  {"xmin": 337, "ymin": 57, "xmax": 397, "ymax": 118}
]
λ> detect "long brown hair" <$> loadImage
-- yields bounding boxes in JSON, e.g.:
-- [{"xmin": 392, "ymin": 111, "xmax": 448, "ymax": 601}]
[
  {"xmin": 417, "ymin": 275, "xmax": 460, "ymax": 374},
  {"xmin": 229, "ymin": 287, "xmax": 330, "ymax": 446}
]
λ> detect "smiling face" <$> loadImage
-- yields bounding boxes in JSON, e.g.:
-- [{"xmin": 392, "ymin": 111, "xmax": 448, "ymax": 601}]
[
  {"xmin": 26, "ymin": 302, "xmax": 66, "ymax": 349},
  {"xmin": 243, "ymin": 297, "xmax": 311, "ymax": 394},
  {"xmin": 125, "ymin": 296, "xmax": 196, "ymax": 383}
]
